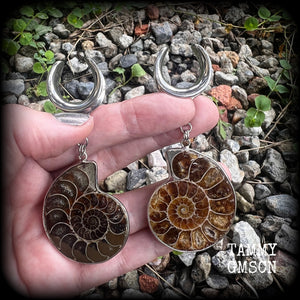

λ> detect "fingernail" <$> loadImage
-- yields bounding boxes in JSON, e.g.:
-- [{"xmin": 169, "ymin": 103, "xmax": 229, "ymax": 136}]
[{"xmin": 54, "ymin": 112, "xmax": 91, "ymax": 126}]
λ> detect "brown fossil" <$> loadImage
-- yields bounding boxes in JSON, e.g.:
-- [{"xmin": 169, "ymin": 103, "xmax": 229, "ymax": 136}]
[
  {"xmin": 43, "ymin": 161, "xmax": 129, "ymax": 263},
  {"xmin": 148, "ymin": 149, "xmax": 235, "ymax": 251}
]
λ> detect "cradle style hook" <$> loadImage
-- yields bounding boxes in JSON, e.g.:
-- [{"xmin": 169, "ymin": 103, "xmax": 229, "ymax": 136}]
[
  {"xmin": 47, "ymin": 58, "xmax": 106, "ymax": 114},
  {"xmin": 154, "ymin": 45, "xmax": 212, "ymax": 98}
]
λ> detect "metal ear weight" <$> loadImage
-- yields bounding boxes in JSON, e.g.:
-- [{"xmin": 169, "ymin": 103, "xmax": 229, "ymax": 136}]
[{"xmin": 44, "ymin": 45, "xmax": 236, "ymax": 262}]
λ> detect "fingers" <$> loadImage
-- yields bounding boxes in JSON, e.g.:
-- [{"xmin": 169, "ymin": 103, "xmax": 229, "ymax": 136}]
[
  {"xmin": 88, "ymin": 93, "xmax": 196, "ymax": 150},
  {"xmin": 88, "ymin": 94, "xmax": 219, "ymax": 179},
  {"xmin": 4, "ymin": 105, "xmax": 94, "ymax": 162}
]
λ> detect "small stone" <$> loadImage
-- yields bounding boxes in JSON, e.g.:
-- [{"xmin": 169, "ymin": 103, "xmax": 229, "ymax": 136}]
[
  {"xmin": 53, "ymin": 23, "xmax": 70, "ymax": 38},
  {"xmin": 261, "ymin": 148, "xmax": 287, "ymax": 183},
  {"xmin": 120, "ymin": 54, "xmax": 138, "ymax": 68},
  {"xmin": 139, "ymin": 274, "xmax": 160, "ymax": 294},
  {"xmin": 77, "ymin": 81, "xmax": 94, "ymax": 99},
  {"xmin": 238, "ymin": 183, "xmax": 255, "ymax": 203},
  {"xmin": 105, "ymin": 170, "xmax": 127, "ymax": 192},
  {"xmin": 234, "ymin": 119, "xmax": 263, "ymax": 136},
  {"xmin": 214, "ymin": 71, "xmax": 239, "ymax": 86},
  {"xmin": 81, "ymin": 40, "xmax": 94, "ymax": 50},
  {"xmin": 67, "ymin": 57, "xmax": 88, "ymax": 73},
  {"xmin": 126, "ymin": 168, "xmax": 147, "ymax": 190},
  {"xmin": 220, "ymin": 149, "xmax": 244, "ymax": 186},
  {"xmin": 217, "ymin": 50, "xmax": 239, "ymax": 68},
  {"xmin": 254, "ymin": 184, "xmax": 271, "ymax": 200},
  {"xmin": 178, "ymin": 252, "xmax": 196, "ymax": 267},
  {"xmin": 151, "ymin": 22, "xmax": 173, "ymax": 45},
  {"xmin": 236, "ymin": 191, "xmax": 254, "ymax": 213},
  {"xmin": 147, "ymin": 150, "xmax": 167, "ymax": 168},
  {"xmin": 239, "ymin": 160, "xmax": 261, "ymax": 180},
  {"xmin": 14, "ymin": 54, "xmax": 34, "ymax": 73},
  {"xmin": 208, "ymin": 85, "xmax": 242, "ymax": 110},
  {"xmin": 206, "ymin": 274, "xmax": 229, "ymax": 289},
  {"xmin": 2, "ymin": 79, "xmax": 25, "ymax": 96},
  {"xmin": 122, "ymin": 288, "xmax": 153, "ymax": 299},
  {"xmin": 119, "ymin": 270, "xmax": 140, "ymax": 290},
  {"xmin": 124, "ymin": 86, "xmax": 145, "ymax": 100},
  {"xmin": 232, "ymin": 221, "xmax": 261, "ymax": 247},
  {"xmin": 211, "ymin": 250, "xmax": 237, "ymax": 275},
  {"xmin": 260, "ymin": 215, "xmax": 289, "ymax": 238},
  {"xmin": 146, "ymin": 4, "xmax": 160, "ymax": 20},
  {"xmin": 265, "ymin": 194, "xmax": 298, "ymax": 218},
  {"xmin": 274, "ymin": 250, "xmax": 298, "ymax": 285},
  {"xmin": 118, "ymin": 34, "xmax": 134, "ymax": 49},
  {"xmin": 85, "ymin": 49, "xmax": 105, "ymax": 64},
  {"xmin": 146, "ymin": 167, "xmax": 168, "ymax": 184},
  {"xmin": 191, "ymin": 252, "xmax": 211, "ymax": 283}
]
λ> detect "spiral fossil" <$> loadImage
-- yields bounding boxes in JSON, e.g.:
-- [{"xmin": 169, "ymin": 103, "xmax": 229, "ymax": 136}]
[
  {"xmin": 148, "ymin": 149, "xmax": 236, "ymax": 251},
  {"xmin": 43, "ymin": 161, "xmax": 129, "ymax": 263}
]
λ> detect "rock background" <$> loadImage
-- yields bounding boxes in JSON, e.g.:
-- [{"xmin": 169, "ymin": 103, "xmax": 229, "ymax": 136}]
[{"xmin": 1, "ymin": 2, "xmax": 298, "ymax": 299}]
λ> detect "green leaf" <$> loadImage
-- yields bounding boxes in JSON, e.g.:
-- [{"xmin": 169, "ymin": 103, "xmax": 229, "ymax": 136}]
[
  {"xmin": 19, "ymin": 32, "xmax": 33, "ymax": 45},
  {"xmin": 2, "ymin": 39, "xmax": 20, "ymax": 55},
  {"xmin": 113, "ymin": 66, "xmax": 125, "ymax": 75},
  {"xmin": 276, "ymin": 84, "xmax": 289, "ymax": 94},
  {"xmin": 258, "ymin": 7, "xmax": 271, "ymax": 19},
  {"xmin": 36, "ymin": 12, "xmax": 48, "ymax": 20},
  {"xmin": 172, "ymin": 250, "xmax": 183, "ymax": 255},
  {"xmin": 264, "ymin": 76, "xmax": 276, "ymax": 91},
  {"xmin": 256, "ymin": 111, "xmax": 265, "ymax": 124},
  {"xmin": 268, "ymin": 15, "xmax": 281, "ymax": 22},
  {"xmin": 33, "ymin": 62, "xmax": 46, "ymax": 74},
  {"xmin": 131, "ymin": 63, "xmax": 146, "ymax": 78},
  {"xmin": 36, "ymin": 81, "xmax": 48, "ymax": 97},
  {"xmin": 19, "ymin": 6, "xmax": 34, "ymax": 17},
  {"xmin": 13, "ymin": 19, "xmax": 27, "ymax": 32},
  {"xmin": 67, "ymin": 13, "xmax": 84, "ymax": 28},
  {"xmin": 35, "ymin": 24, "xmax": 52, "ymax": 36},
  {"xmin": 46, "ymin": 7, "xmax": 63, "ymax": 18},
  {"xmin": 246, "ymin": 107, "xmax": 257, "ymax": 118},
  {"xmin": 244, "ymin": 17, "xmax": 259, "ymax": 31},
  {"xmin": 279, "ymin": 59, "xmax": 292, "ymax": 70},
  {"xmin": 43, "ymin": 100, "xmax": 57, "ymax": 113},
  {"xmin": 255, "ymin": 95, "xmax": 271, "ymax": 111},
  {"xmin": 44, "ymin": 50, "xmax": 54, "ymax": 61}
]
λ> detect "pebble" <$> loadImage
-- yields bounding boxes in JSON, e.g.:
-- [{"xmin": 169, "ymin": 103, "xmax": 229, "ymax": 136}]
[
  {"xmin": 126, "ymin": 168, "xmax": 147, "ymax": 190},
  {"xmin": 206, "ymin": 274, "xmax": 229, "ymax": 289},
  {"xmin": 275, "ymin": 224, "xmax": 298, "ymax": 254},
  {"xmin": 214, "ymin": 71, "xmax": 239, "ymax": 86},
  {"xmin": 259, "ymin": 215, "xmax": 289, "ymax": 238},
  {"xmin": 14, "ymin": 54, "xmax": 34, "ymax": 73},
  {"xmin": 265, "ymin": 194, "xmax": 298, "ymax": 218},
  {"xmin": 124, "ymin": 86, "xmax": 145, "ymax": 100},
  {"xmin": 151, "ymin": 21, "xmax": 173, "ymax": 45},
  {"xmin": 147, "ymin": 150, "xmax": 167, "ymax": 168},
  {"xmin": 105, "ymin": 170, "xmax": 127, "ymax": 192},
  {"xmin": 232, "ymin": 221, "xmax": 260, "ymax": 247},
  {"xmin": 2, "ymin": 79, "xmax": 25, "ymax": 96},
  {"xmin": 191, "ymin": 252, "xmax": 211, "ymax": 283},
  {"xmin": 139, "ymin": 274, "xmax": 160, "ymax": 294},
  {"xmin": 120, "ymin": 54, "xmax": 138, "ymax": 68},
  {"xmin": 211, "ymin": 250, "xmax": 237, "ymax": 275},
  {"xmin": 261, "ymin": 148, "xmax": 287, "ymax": 183},
  {"xmin": 67, "ymin": 57, "xmax": 88, "ymax": 73},
  {"xmin": 53, "ymin": 23, "xmax": 70, "ymax": 38},
  {"xmin": 219, "ymin": 149, "xmax": 244, "ymax": 186},
  {"xmin": 178, "ymin": 252, "xmax": 196, "ymax": 267}
]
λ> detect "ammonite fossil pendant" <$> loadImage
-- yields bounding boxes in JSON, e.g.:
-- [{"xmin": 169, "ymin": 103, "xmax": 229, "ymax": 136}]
[
  {"xmin": 148, "ymin": 148, "xmax": 236, "ymax": 252},
  {"xmin": 43, "ymin": 161, "xmax": 129, "ymax": 263}
]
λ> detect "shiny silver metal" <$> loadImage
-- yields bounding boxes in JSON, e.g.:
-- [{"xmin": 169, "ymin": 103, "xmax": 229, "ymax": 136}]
[
  {"xmin": 154, "ymin": 45, "xmax": 212, "ymax": 98},
  {"xmin": 47, "ymin": 58, "xmax": 105, "ymax": 113}
]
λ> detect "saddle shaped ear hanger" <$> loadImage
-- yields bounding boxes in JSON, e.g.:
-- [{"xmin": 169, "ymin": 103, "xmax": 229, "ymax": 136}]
[
  {"xmin": 154, "ymin": 44, "xmax": 212, "ymax": 98},
  {"xmin": 47, "ymin": 58, "xmax": 106, "ymax": 114}
]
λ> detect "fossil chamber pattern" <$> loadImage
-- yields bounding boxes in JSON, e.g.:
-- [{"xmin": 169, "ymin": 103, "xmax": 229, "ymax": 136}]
[
  {"xmin": 148, "ymin": 149, "xmax": 236, "ymax": 252},
  {"xmin": 43, "ymin": 161, "xmax": 129, "ymax": 263}
]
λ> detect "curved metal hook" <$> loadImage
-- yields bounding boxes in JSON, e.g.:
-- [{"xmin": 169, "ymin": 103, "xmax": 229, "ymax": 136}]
[
  {"xmin": 47, "ymin": 58, "xmax": 106, "ymax": 113},
  {"xmin": 154, "ymin": 45, "xmax": 212, "ymax": 98}
]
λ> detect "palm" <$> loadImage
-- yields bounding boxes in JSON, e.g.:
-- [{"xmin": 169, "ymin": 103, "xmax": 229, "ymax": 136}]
[{"xmin": 3, "ymin": 94, "xmax": 219, "ymax": 297}]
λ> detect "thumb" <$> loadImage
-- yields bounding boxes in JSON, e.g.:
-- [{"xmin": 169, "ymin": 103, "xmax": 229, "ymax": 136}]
[{"xmin": 5, "ymin": 105, "xmax": 94, "ymax": 162}]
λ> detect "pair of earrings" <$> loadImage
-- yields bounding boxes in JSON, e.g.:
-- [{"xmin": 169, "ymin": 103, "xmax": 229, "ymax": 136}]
[{"xmin": 43, "ymin": 45, "xmax": 236, "ymax": 263}]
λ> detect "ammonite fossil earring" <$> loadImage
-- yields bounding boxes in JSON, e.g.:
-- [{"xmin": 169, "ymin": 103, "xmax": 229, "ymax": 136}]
[
  {"xmin": 43, "ymin": 58, "xmax": 129, "ymax": 263},
  {"xmin": 148, "ymin": 45, "xmax": 236, "ymax": 252}
]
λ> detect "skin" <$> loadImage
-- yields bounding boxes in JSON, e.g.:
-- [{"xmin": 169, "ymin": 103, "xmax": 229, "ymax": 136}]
[{"xmin": 2, "ymin": 93, "xmax": 221, "ymax": 297}]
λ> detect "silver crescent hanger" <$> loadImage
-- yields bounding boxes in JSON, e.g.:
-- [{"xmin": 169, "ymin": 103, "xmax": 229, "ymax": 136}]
[
  {"xmin": 47, "ymin": 58, "xmax": 106, "ymax": 114},
  {"xmin": 154, "ymin": 44, "xmax": 212, "ymax": 98}
]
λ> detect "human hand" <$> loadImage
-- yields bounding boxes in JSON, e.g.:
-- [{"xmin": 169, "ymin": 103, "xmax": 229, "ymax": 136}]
[{"xmin": 2, "ymin": 93, "xmax": 219, "ymax": 297}]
